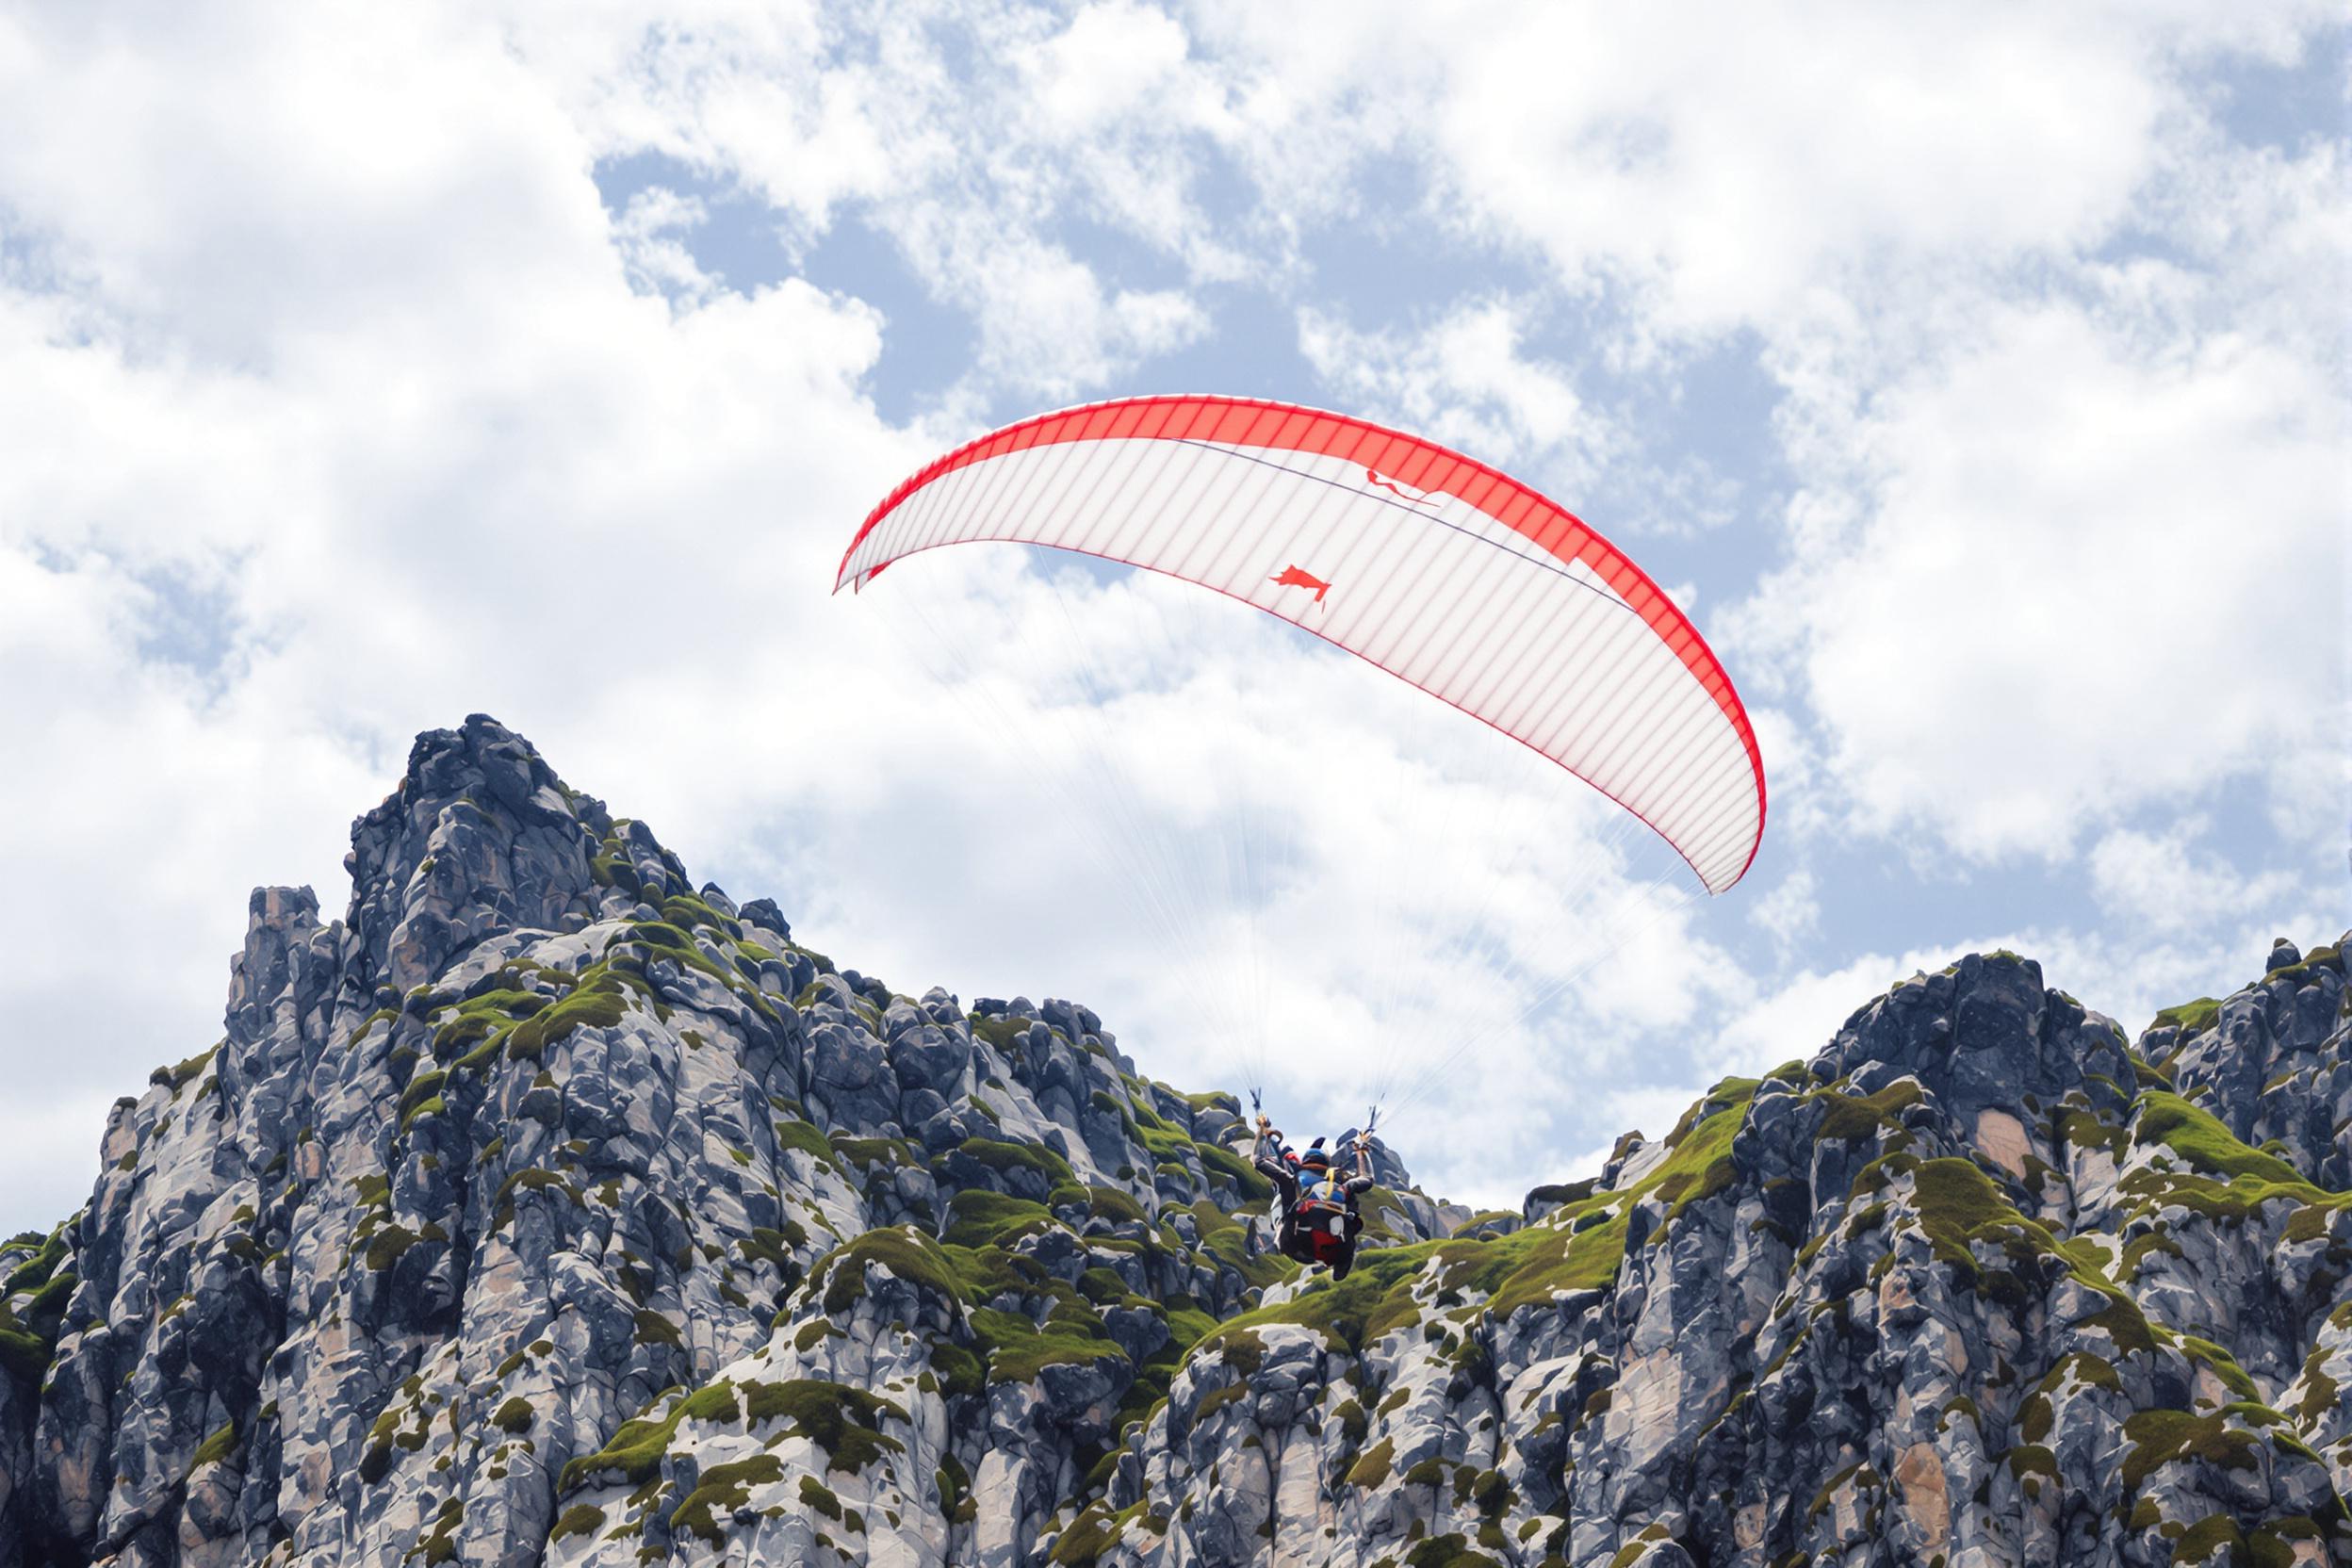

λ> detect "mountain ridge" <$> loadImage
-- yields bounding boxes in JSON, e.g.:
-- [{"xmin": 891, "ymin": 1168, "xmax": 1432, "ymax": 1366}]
[{"xmin": 0, "ymin": 714, "xmax": 2344, "ymax": 1568}]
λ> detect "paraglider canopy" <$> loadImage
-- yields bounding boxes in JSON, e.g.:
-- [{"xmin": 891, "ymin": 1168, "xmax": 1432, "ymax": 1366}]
[{"xmin": 837, "ymin": 395, "xmax": 1765, "ymax": 891}]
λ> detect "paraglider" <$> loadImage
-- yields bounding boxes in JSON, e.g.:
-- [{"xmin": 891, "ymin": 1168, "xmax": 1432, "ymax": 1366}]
[
  {"xmin": 837, "ymin": 394, "xmax": 1766, "ymax": 1166},
  {"xmin": 838, "ymin": 394, "xmax": 1764, "ymax": 895},
  {"xmin": 1250, "ymin": 1117, "xmax": 1374, "ymax": 1280}
]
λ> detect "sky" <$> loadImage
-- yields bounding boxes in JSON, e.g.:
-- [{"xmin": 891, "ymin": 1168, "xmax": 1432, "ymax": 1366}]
[{"xmin": 0, "ymin": 2, "xmax": 2345, "ymax": 1231}]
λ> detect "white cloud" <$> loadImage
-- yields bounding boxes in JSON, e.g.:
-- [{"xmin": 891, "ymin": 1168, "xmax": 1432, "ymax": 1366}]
[
  {"xmin": 1705, "ymin": 948, "xmax": 1910, "ymax": 1082},
  {"xmin": 0, "ymin": 1093, "xmax": 125, "ymax": 1237},
  {"xmin": 1733, "ymin": 299, "xmax": 2344, "ymax": 862},
  {"xmin": 0, "ymin": 7, "xmax": 609, "ymax": 367},
  {"xmin": 1298, "ymin": 298, "xmax": 1605, "ymax": 482},
  {"xmin": 2087, "ymin": 821, "xmax": 2304, "ymax": 937},
  {"xmin": 504, "ymin": 4, "xmax": 890, "ymax": 234},
  {"xmin": 489, "ymin": 1, "xmax": 1249, "ymax": 404},
  {"xmin": 0, "ymin": 7, "xmax": 933, "ymax": 1231},
  {"xmin": 1021, "ymin": 0, "xmax": 1196, "ymax": 134},
  {"xmin": 1714, "ymin": 896, "xmax": 2350, "ymax": 1082},
  {"xmin": 0, "ymin": 0, "xmax": 1687, "ymax": 1220},
  {"xmin": 932, "ymin": 231, "xmax": 1207, "ymax": 398},
  {"xmin": 1195, "ymin": 4, "xmax": 2331, "ymax": 339},
  {"xmin": 1750, "ymin": 868, "xmax": 1820, "ymax": 953},
  {"xmin": 2001, "ymin": 911, "xmax": 2348, "ymax": 1036},
  {"xmin": 0, "ymin": 0, "xmax": 2341, "ymax": 1234},
  {"xmin": 612, "ymin": 188, "xmax": 723, "ymax": 305}
]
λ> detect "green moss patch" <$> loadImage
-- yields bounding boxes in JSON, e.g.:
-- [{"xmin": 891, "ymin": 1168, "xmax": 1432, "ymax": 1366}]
[
  {"xmin": 1201, "ymin": 1241, "xmax": 1442, "ymax": 1358},
  {"xmin": 806, "ymin": 1228, "xmax": 964, "ymax": 1315},
  {"xmin": 2150, "ymin": 998, "xmax": 2222, "ymax": 1037},
  {"xmin": 1051, "ymin": 1500, "xmax": 1146, "ymax": 1566},
  {"xmin": 773, "ymin": 1117, "xmax": 835, "ymax": 1164},
  {"xmin": 557, "ymin": 1380, "xmax": 741, "ymax": 1491},
  {"xmin": 2134, "ymin": 1093, "xmax": 2310, "ymax": 1186},
  {"xmin": 1079, "ymin": 1184, "xmax": 1147, "ymax": 1224},
  {"xmin": 432, "ymin": 962, "xmax": 645, "ymax": 1069},
  {"xmin": 955, "ymin": 1136, "xmax": 1076, "ymax": 1186},
  {"xmin": 1907, "ymin": 1158, "xmax": 2016, "ymax": 1278},
  {"xmin": 150, "ymin": 1045, "xmax": 220, "ymax": 1092},
  {"xmin": 929, "ymin": 1341, "xmax": 985, "ymax": 1398},
  {"xmin": 2119, "ymin": 1409, "xmax": 2259, "ymax": 1492},
  {"xmin": 672, "ymin": 1454, "xmax": 785, "ymax": 1544},
  {"xmin": 937, "ymin": 1454, "xmax": 976, "ymax": 1524},
  {"xmin": 743, "ymin": 1380, "xmax": 906, "ymax": 1472},
  {"xmin": 0, "ymin": 1325, "xmax": 55, "ymax": 1385},
  {"xmin": 189, "ymin": 1421, "xmax": 238, "ymax": 1469},
  {"xmin": 2, "ymin": 1233, "xmax": 67, "ymax": 1293},
  {"xmin": 2179, "ymin": 1337, "xmax": 2262, "ymax": 1401},
  {"xmin": 1813, "ymin": 1080, "xmax": 1923, "ymax": 1143},
  {"xmin": 2173, "ymin": 1515, "xmax": 2244, "ymax": 1563},
  {"xmin": 1345, "ymin": 1437, "xmax": 1396, "ymax": 1490},
  {"xmin": 944, "ymin": 1190, "xmax": 1056, "ymax": 1250},
  {"xmin": 970, "ymin": 1305, "xmax": 1127, "ymax": 1382},
  {"xmin": 1194, "ymin": 1140, "xmax": 1273, "ymax": 1201},
  {"xmin": 971, "ymin": 1015, "xmax": 1034, "ymax": 1051},
  {"xmin": 549, "ymin": 1504, "xmax": 606, "ymax": 1542},
  {"xmin": 506, "ymin": 972, "xmax": 632, "ymax": 1062},
  {"xmin": 398, "ymin": 1069, "xmax": 448, "ymax": 1127},
  {"xmin": 829, "ymin": 1134, "xmax": 913, "ymax": 1168},
  {"xmin": 433, "ymin": 989, "xmax": 547, "ymax": 1057}
]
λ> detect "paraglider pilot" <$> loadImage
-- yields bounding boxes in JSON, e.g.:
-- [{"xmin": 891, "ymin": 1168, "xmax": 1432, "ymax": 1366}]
[{"xmin": 1253, "ymin": 1116, "xmax": 1374, "ymax": 1281}]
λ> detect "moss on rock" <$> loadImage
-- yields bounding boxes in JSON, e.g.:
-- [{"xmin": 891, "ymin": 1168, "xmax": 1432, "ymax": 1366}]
[{"xmin": 742, "ymin": 1380, "xmax": 906, "ymax": 1472}]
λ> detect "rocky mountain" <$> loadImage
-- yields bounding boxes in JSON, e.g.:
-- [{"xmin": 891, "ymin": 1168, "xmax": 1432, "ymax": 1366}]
[{"xmin": 1, "ymin": 715, "xmax": 2345, "ymax": 1568}]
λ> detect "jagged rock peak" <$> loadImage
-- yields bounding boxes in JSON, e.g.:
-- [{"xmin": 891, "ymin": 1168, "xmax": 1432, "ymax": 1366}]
[
  {"xmin": 0, "ymin": 715, "xmax": 1474, "ymax": 1568},
  {"xmin": 1814, "ymin": 949, "xmax": 2138, "ymax": 1151},
  {"xmin": 341, "ymin": 713, "xmax": 622, "ymax": 993},
  {"xmin": 225, "ymin": 886, "xmax": 324, "ymax": 1048}
]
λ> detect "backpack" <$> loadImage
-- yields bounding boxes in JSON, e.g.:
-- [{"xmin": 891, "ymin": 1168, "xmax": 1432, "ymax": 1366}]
[{"xmin": 1296, "ymin": 1172, "xmax": 1351, "ymax": 1232}]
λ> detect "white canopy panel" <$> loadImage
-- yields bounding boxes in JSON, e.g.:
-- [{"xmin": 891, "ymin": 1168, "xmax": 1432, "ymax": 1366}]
[{"xmin": 840, "ymin": 396, "xmax": 1766, "ymax": 892}]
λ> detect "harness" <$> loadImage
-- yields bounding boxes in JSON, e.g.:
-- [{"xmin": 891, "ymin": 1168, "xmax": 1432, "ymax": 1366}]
[{"xmin": 1295, "ymin": 1172, "xmax": 1350, "ymax": 1236}]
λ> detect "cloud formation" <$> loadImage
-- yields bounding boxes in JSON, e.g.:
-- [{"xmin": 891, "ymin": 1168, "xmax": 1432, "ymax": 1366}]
[{"xmin": 0, "ymin": 2, "xmax": 2341, "ymax": 1227}]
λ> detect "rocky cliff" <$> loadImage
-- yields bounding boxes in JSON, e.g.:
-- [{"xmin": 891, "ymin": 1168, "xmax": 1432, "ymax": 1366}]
[{"xmin": 0, "ymin": 716, "xmax": 2345, "ymax": 1568}]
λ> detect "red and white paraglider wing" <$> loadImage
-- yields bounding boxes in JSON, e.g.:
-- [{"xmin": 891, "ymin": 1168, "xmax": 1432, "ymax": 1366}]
[{"xmin": 837, "ymin": 396, "xmax": 1766, "ymax": 893}]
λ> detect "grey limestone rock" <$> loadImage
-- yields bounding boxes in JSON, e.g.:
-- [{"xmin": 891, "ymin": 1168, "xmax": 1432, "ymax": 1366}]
[{"xmin": 1, "ymin": 722, "xmax": 2344, "ymax": 1568}]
